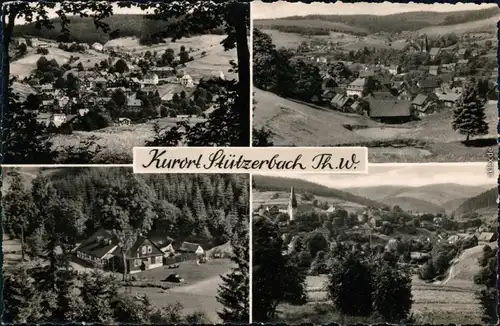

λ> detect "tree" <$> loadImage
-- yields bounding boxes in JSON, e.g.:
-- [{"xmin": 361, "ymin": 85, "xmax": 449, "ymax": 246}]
[
  {"xmin": 372, "ymin": 262, "xmax": 413, "ymax": 322},
  {"xmin": 252, "ymin": 217, "xmax": 306, "ymax": 322},
  {"xmin": 217, "ymin": 214, "xmax": 249, "ymax": 323},
  {"xmin": 327, "ymin": 250, "xmax": 373, "ymax": 317},
  {"xmin": 2, "ymin": 85, "xmax": 56, "ymax": 164},
  {"xmin": 3, "ymin": 168, "xmax": 36, "ymax": 261},
  {"xmin": 140, "ymin": 0, "xmax": 250, "ymax": 145},
  {"xmin": 452, "ymin": 77, "xmax": 489, "ymax": 141},
  {"xmin": 307, "ymin": 232, "xmax": 329, "ymax": 259},
  {"xmin": 114, "ymin": 58, "xmax": 129, "ymax": 74}
]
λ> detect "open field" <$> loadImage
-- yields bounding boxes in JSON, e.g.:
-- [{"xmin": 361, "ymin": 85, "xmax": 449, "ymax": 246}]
[
  {"xmin": 254, "ymin": 88, "xmax": 497, "ymax": 162},
  {"xmin": 417, "ymin": 15, "xmax": 499, "ymax": 36},
  {"xmin": 122, "ymin": 258, "xmax": 233, "ymax": 323},
  {"xmin": 277, "ymin": 243, "xmax": 486, "ymax": 324},
  {"xmin": 50, "ymin": 116, "xmax": 206, "ymax": 163}
]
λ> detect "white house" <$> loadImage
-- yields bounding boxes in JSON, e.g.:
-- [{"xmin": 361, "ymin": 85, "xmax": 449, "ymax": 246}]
[
  {"xmin": 142, "ymin": 72, "xmax": 159, "ymax": 85},
  {"xmin": 92, "ymin": 42, "xmax": 104, "ymax": 52},
  {"xmin": 52, "ymin": 113, "xmax": 67, "ymax": 127},
  {"xmin": 181, "ymin": 74, "xmax": 194, "ymax": 88},
  {"xmin": 211, "ymin": 70, "xmax": 225, "ymax": 80},
  {"xmin": 346, "ymin": 78, "xmax": 367, "ymax": 97}
]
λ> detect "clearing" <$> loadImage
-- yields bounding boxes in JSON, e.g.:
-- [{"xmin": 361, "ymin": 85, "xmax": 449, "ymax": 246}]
[
  {"xmin": 121, "ymin": 258, "xmax": 234, "ymax": 323},
  {"xmin": 254, "ymin": 88, "xmax": 497, "ymax": 162},
  {"xmin": 50, "ymin": 116, "xmax": 206, "ymax": 163}
]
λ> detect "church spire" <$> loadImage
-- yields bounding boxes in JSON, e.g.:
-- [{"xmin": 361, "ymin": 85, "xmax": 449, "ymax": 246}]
[{"xmin": 289, "ymin": 186, "xmax": 297, "ymax": 208}]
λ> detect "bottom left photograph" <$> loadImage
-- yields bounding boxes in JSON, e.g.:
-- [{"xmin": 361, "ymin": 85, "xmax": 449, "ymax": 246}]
[{"xmin": 2, "ymin": 167, "xmax": 249, "ymax": 324}]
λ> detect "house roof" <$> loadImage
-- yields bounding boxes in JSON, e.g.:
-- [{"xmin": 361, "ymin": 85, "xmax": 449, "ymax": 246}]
[
  {"xmin": 77, "ymin": 228, "xmax": 118, "ymax": 259},
  {"xmin": 478, "ymin": 232, "xmax": 495, "ymax": 241},
  {"xmin": 149, "ymin": 235, "xmax": 175, "ymax": 247},
  {"xmin": 418, "ymin": 79, "xmax": 439, "ymax": 89},
  {"xmin": 457, "ymin": 59, "xmax": 469, "ymax": 64},
  {"xmin": 368, "ymin": 96, "xmax": 412, "ymax": 118},
  {"xmin": 457, "ymin": 48, "xmax": 467, "ymax": 55},
  {"xmin": 429, "ymin": 48, "xmax": 441, "ymax": 55},
  {"xmin": 359, "ymin": 70, "xmax": 375, "ymax": 78},
  {"xmin": 436, "ymin": 91, "xmax": 460, "ymax": 102},
  {"xmin": 429, "ymin": 65, "xmax": 439, "ymax": 70},
  {"xmin": 412, "ymin": 94, "xmax": 429, "ymax": 106},
  {"xmin": 349, "ymin": 78, "xmax": 366, "ymax": 87},
  {"xmin": 178, "ymin": 241, "xmax": 202, "ymax": 253}
]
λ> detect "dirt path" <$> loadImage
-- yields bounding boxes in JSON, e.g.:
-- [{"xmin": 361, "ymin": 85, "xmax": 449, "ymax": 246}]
[{"xmin": 169, "ymin": 274, "xmax": 224, "ymax": 296}]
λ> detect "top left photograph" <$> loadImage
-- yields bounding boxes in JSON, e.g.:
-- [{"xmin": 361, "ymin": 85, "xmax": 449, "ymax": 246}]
[{"xmin": 2, "ymin": 1, "xmax": 250, "ymax": 165}]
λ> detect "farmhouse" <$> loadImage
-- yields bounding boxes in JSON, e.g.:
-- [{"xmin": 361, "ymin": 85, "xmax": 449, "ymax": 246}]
[
  {"xmin": 367, "ymin": 93, "xmax": 413, "ymax": 123},
  {"xmin": 478, "ymin": 232, "xmax": 497, "ymax": 243},
  {"xmin": 330, "ymin": 94, "xmax": 354, "ymax": 112},
  {"xmin": 91, "ymin": 42, "xmax": 104, "ymax": 51},
  {"xmin": 151, "ymin": 67, "xmax": 175, "ymax": 78},
  {"xmin": 346, "ymin": 78, "xmax": 367, "ymax": 97},
  {"xmin": 177, "ymin": 241, "xmax": 205, "ymax": 261},
  {"xmin": 150, "ymin": 235, "xmax": 175, "ymax": 255},
  {"xmin": 76, "ymin": 228, "xmax": 165, "ymax": 273},
  {"xmin": 181, "ymin": 74, "xmax": 194, "ymax": 88},
  {"xmin": 417, "ymin": 79, "xmax": 439, "ymax": 94},
  {"xmin": 412, "ymin": 93, "xmax": 437, "ymax": 116},
  {"xmin": 142, "ymin": 72, "xmax": 159, "ymax": 85},
  {"xmin": 429, "ymin": 66, "xmax": 440, "ymax": 76},
  {"xmin": 436, "ymin": 91, "xmax": 460, "ymax": 108},
  {"xmin": 127, "ymin": 95, "xmax": 143, "ymax": 109},
  {"xmin": 388, "ymin": 65, "xmax": 400, "ymax": 75},
  {"xmin": 370, "ymin": 216, "xmax": 382, "ymax": 227},
  {"xmin": 429, "ymin": 47, "xmax": 441, "ymax": 60}
]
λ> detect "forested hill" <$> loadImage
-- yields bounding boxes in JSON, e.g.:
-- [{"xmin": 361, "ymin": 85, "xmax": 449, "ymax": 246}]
[
  {"xmin": 453, "ymin": 187, "xmax": 498, "ymax": 217},
  {"xmin": 25, "ymin": 168, "xmax": 249, "ymax": 248},
  {"xmin": 254, "ymin": 7, "xmax": 499, "ymax": 34},
  {"xmin": 252, "ymin": 175, "xmax": 388, "ymax": 209},
  {"xmin": 13, "ymin": 14, "xmax": 224, "ymax": 45}
]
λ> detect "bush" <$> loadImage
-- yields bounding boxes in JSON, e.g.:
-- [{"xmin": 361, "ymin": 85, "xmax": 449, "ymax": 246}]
[{"xmin": 37, "ymin": 47, "xmax": 49, "ymax": 55}]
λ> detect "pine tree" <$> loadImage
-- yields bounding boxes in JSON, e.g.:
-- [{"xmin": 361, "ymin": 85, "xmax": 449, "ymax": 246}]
[
  {"xmin": 216, "ymin": 214, "xmax": 249, "ymax": 323},
  {"xmin": 452, "ymin": 77, "xmax": 489, "ymax": 141}
]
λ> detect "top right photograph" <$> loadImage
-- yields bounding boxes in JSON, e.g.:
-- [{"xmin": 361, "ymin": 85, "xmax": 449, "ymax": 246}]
[{"xmin": 252, "ymin": 1, "xmax": 499, "ymax": 163}]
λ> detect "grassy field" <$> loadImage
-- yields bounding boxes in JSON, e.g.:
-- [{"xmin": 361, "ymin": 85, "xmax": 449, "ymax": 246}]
[
  {"xmin": 51, "ymin": 116, "xmax": 206, "ymax": 163},
  {"xmin": 254, "ymin": 88, "xmax": 497, "ymax": 162},
  {"xmin": 122, "ymin": 258, "xmax": 233, "ymax": 323},
  {"xmin": 272, "ymin": 242, "xmax": 486, "ymax": 324},
  {"xmin": 417, "ymin": 15, "xmax": 499, "ymax": 36},
  {"xmin": 252, "ymin": 190, "xmax": 365, "ymax": 212}
]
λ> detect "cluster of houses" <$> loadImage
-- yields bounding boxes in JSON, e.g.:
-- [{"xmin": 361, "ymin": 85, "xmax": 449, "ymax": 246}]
[
  {"xmin": 75, "ymin": 228, "xmax": 206, "ymax": 274},
  {"xmin": 27, "ymin": 62, "xmax": 198, "ymax": 127},
  {"xmin": 305, "ymin": 42, "xmax": 498, "ymax": 123}
]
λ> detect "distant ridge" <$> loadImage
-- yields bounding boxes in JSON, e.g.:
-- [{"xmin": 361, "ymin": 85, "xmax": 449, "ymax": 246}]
[{"xmin": 253, "ymin": 175, "xmax": 388, "ymax": 209}]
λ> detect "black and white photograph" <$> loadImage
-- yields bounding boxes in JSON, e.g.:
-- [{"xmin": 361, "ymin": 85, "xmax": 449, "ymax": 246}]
[
  {"xmin": 2, "ymin": 167, "xmax": 249, "ymax": 324},
  {"xmin": 2, "ymin": 0, "xmax": 250, "ymax": 164},
  {"xmin": 252, "ymin": 1, "xmax": 498, "ymax": 162},
  {"xmin": 252, "ymin": 164, "xmax": 498, "ymax": 324}
]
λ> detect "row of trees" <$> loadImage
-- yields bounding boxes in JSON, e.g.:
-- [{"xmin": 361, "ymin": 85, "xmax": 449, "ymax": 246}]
[
  {"xmin": 252, "ymin": 216, "xmax": 413, "ymax": 323},
  {"xmin": 253, "ymin": 29, "xmax": 323, "ymax": 102}
]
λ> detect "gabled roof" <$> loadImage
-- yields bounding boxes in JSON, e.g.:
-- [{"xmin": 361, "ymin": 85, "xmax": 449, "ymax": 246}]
[
  {"xmin": 412, "ymin": 94, "xmax": 429, "ymax": 106},
  {"xmin": 349, "ymin": 78, "xmax": 366, "ymax": 87},
  {"xmin": 368, "ymin": 95, "xmax": 412, "ymax": 118},
  {"xmin": 478, "ymin": 232, "xmax": 495, "ymax": 241},
  {"xmin": 429, "ymin": 48, "xmax": 441, "ymax": 55},
  {"xmin": 418, "ymin": 79, "xmax": 439, "ymax": 89},
  {"xmin": 77, "ymin": 228, "xmax": 118, "ymax": 259},
  {"xmin": 178, "ymin": 241, "xmax": 203, "ymax": 253}
]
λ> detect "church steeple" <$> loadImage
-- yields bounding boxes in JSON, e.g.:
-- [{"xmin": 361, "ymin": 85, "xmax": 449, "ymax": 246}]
[{"xmin": 288, "ymin": 186, "xmax": 298, "ymax": 221}]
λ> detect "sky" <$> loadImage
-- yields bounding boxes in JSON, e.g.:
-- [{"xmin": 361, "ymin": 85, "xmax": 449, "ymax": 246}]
[
  {"xmin": 257, "ymin": 163, "xmax": 498, "ymax": 189},
  {"xmin": 252, "ymin": 1, "xmax": 498, "ymax": 20}
]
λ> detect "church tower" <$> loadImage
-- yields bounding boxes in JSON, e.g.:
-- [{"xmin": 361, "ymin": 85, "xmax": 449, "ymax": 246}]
[{"xmin": 288, "ymin": 186, "xmax": 298, "ymax": 222}]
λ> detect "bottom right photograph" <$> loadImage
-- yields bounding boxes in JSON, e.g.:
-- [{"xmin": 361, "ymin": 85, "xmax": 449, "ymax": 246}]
[{"xmin": 252, "ymin": 163, "xmax": 498, "ymax": 325}]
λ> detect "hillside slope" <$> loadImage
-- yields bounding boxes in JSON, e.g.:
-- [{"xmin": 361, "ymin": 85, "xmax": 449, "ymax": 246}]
[
  {"xmin": 253, "ymin": 88, "xmax": 377, "ymax": 146},
  {"xmin": 382, "ymin": 196, "xmax": 445, "ymax": 214},
  {"xmin": 253, "ymin": 175, "xmax": 387, "ymax": 209},
  {"xmin": 255, "ymin": 7, "xmax": 499, "ymax": 34},
  {"xmin": 453, "ymin": 187, "xmax": 498, "ymax": 217}
]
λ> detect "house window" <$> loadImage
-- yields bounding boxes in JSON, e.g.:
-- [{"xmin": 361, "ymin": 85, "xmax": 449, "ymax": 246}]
[
  {"xmin": 134, "ymin": 259, "xmax": 141, "ymax": 267},
  {"xmin": 141, "ymin": 246, "xmax": 146, "ymax": 255},
  {"xmin": 147, "ymin": 246, "xmax": 152, "ymax": 254}
]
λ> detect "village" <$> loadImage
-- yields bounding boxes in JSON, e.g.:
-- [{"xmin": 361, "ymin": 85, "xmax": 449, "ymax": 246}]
[
  {"xmin": 300, "ymin": 36, "xmax": 497, "ymax": 123},
  {"xmin": 252, "ymin": 4, "xmax": 498, "ymax": 162},
  {"xmin": 251, "ymin": 167, "xmax": 497, "ymax": 324},
  {"xmin": 11, "ymin": 36, "xmax": 225, "ymax": 131},
  {"xmin": 2, "ymin": 168, "xmax": 250, "ymax": 324}
]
